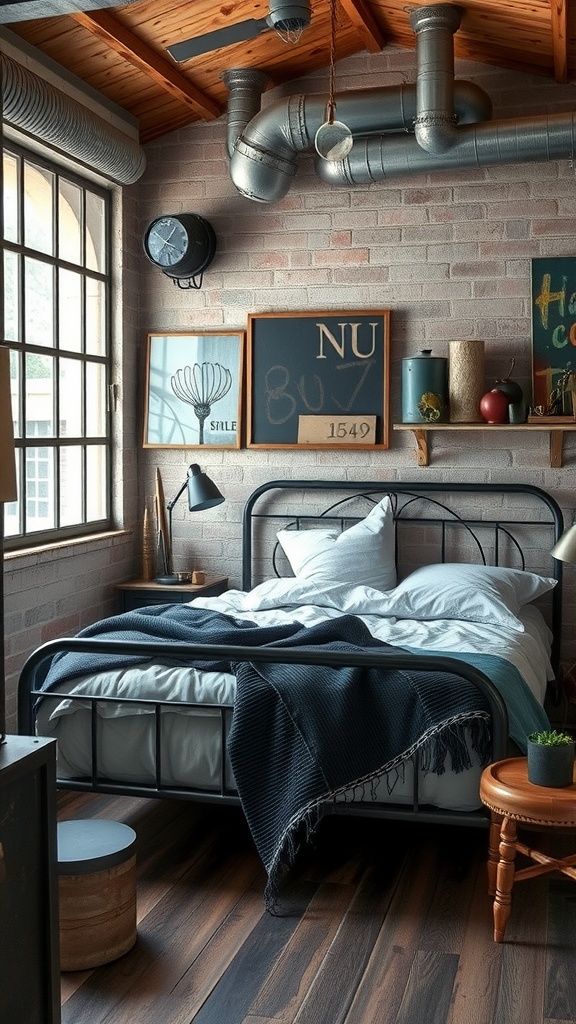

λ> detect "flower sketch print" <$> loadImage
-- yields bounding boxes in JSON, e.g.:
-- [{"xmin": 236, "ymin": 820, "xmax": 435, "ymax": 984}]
[
  {"xmin": 171, "ymin": 363, "xmax": 232, "ymax": 444},
  {"xmin": 143, "ymin": 332, "xmax": 243, "ymax": 449}
]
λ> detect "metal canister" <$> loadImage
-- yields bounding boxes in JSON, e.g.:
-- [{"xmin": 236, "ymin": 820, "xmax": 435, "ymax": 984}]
[{"xmin": 401, "ymin": 350, "xmax": 449, "ymax": 423}]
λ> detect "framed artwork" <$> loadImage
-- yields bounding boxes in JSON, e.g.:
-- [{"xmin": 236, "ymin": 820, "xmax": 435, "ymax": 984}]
[
  {"xmin": 143, "ymin": 330, "xmax": 244, "ymax": 448},
  {"xmin": 247, "ymin": 310, "xmax": 390, "ymax": 448},
  {"xmin": 531, "ymin": 257, "xmax": 576, "ymax": 418}
]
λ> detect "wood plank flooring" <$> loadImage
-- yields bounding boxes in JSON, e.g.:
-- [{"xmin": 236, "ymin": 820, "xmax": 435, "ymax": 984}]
[{"xmin": 57, "ymin": 792, "xmax": 576, "ymax": 1024}]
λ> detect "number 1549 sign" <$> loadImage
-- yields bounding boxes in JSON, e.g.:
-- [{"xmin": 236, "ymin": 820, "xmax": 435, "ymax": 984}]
[{"xmin": 247, "ymin": 310, "xmax": 390, "ymax": 449}]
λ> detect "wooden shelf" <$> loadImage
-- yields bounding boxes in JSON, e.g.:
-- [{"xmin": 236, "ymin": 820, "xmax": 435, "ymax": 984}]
[{"xmin": 393, "ymin": 422, "xmax": 576, "ymax": 467}]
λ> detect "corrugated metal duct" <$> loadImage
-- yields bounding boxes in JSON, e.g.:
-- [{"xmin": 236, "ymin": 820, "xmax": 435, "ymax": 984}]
[
  {"xmin": 1, "ymin": 50, "xmax": 146, "ymax": 185},
  {"xmin": 223, "ymin": 3, "xmax": 576, "ymax": 204}
]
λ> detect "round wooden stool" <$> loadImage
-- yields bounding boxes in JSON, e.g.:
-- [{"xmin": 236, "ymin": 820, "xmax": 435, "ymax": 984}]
[
  {"xmin": 479, "ymin": 757, "xmax": 576, "ymax": 942},
  {"xmin": 57, "ymin": 819, "xmax": 137, "ymax": 971}
]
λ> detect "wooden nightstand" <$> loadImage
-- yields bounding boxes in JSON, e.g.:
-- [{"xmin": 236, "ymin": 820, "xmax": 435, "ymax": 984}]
[{"xmin": 116, "ymin": 574, "xmax": 228, "ymax": 612}]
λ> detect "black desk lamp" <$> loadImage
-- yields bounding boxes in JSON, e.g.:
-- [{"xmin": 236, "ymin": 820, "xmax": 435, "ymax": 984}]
[{"xmin": 156, "ymin": 463, "xmax": 224, "ymax": 584}]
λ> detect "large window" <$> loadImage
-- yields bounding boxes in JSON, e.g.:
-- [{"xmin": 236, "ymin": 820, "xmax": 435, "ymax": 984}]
[{"xmin": 3, "ymin": 143, "xmax": 112, "ymax": 546}]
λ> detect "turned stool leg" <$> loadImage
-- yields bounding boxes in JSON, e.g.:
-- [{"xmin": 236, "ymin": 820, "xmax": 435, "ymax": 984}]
[
  {"xmin": 487, "ymin": 813, "xmax": 502, "ymax": 896},
  {"xmin": 493, "ymin": 815, "xmax": 517, "ymax": 942}
]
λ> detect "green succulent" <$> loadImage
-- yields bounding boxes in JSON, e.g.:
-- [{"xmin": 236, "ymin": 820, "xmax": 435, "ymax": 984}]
[{"xmin": 528, "ymin": 729, "xmax": 574, "ymax": 746}]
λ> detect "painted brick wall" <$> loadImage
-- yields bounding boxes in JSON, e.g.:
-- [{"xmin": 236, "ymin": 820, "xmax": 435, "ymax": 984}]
[
  {"xmin": 136, "ymin": 42, "xmax": 576, "ymax": 687},
  {"xmin": 8, "ymin": 42, "xmax": 576, "ymax": 731}
]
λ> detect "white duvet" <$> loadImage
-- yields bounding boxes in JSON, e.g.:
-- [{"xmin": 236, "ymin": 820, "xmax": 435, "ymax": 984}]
[{"xmin": 36, "ymin": 577, "xmax": 554, "ymax": 810}]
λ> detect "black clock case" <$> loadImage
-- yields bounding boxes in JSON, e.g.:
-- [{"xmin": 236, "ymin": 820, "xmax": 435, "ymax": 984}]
[{"xmin": 143, "ymin": 212, "xmax": 217, "ymax": 280}]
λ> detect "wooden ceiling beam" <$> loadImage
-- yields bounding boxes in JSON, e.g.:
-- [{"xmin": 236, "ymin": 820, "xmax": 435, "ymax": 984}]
[
  {"xmin": 70, "ymin": 10, "xmax": 222, "ymax": 120},
  {"xmin": 338, "ymin": 0, "xmax": 387, "ymax": 53},
  {"xmin": 549, "ymin": 0, "xmax": 568, "ymax": 83}
]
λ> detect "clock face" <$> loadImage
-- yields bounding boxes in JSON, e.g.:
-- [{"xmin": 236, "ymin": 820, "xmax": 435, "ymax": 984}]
[{"xmin": 145, "ymin": 217, "xmax": 189, "ymax": 268}]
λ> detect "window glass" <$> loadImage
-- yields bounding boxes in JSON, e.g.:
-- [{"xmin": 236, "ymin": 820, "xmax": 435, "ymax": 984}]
[
  {"xmin": 59, "ymin": 268, "xmax": 83, "ymax": 352},
  {"xmin": 3, "ymin": 152, "xmax": 19, "ymax": 244},
  {"xmin": 24, "ymin": 257, "xmax": 54, "ymax": 347},
  {"xmin": 60, "ymin": 446, "xmax": 83, "ymax": 527},
  {"xmin": 24, "ymin": 163, "xmax": 54, "ymax": 255},
  {"xmin": 59, "ymin": 358, "xmax": 83, "ymax": 436}
]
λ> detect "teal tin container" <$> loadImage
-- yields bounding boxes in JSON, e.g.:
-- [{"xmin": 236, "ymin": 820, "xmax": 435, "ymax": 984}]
[{"xmin": 401, "ymin": 350, "xmax": 449, "ymax": 423}]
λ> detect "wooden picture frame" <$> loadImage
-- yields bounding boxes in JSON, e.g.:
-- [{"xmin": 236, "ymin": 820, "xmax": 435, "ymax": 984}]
[
  {"xmin": 143, "ymin": 330, "xmax": 244, "ymax": 448},
  {"xmin": 247, "ymin": 310, "xmax": 390, "ymax": 448},
  {"xmin": 531, "ymin": 257, "xmax": 576, "ymax": 418}
]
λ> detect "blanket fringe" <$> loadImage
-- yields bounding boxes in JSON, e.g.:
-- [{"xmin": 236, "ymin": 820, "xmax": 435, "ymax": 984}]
[{"xmin": 264, "ymin": 710, "xmax": 491, "ymax": 913}]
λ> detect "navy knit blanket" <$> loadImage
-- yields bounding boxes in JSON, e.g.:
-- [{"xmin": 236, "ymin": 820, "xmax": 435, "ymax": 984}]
[{"xmin": 38, "ymin": 604, "xmax": 492, "ymax": 906}]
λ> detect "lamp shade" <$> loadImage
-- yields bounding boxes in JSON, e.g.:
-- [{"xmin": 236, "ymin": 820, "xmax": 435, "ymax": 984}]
[
  {"xmin": 0, "ymin": 346, "xmax": 17, "ymax": 503},
  {"xmin": 186, "ymin": 464, "xmax": 224, "ymax": 512},
  {"xmin": 551, "ymin": 522, "xmax": 576, "ymax": 565}
]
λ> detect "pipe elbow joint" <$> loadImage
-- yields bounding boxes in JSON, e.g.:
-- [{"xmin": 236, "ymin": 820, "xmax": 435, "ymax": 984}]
[
  {"xmin": 414, "ymin": 113, "xmax": 459, "ymax": 154},
  {"xmin": 229, "ymin": 136, "xmax": 298, "ymax": 202}
]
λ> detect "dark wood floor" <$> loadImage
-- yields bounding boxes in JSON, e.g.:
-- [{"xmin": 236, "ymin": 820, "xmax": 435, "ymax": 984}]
[{"xmin": 57, "ymin": 791, "xmax": 576, "ymax": 1024}]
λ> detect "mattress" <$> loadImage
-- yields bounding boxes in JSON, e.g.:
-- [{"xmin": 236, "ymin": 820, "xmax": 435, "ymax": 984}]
[{"xmin": 34, "ymin": 579, "xmax": 553, "ymax": 812}]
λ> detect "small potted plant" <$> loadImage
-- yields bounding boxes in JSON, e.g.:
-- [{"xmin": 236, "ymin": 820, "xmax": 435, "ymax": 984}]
[{"xmin": 526, "ymin": 729, "xmax": 575, "ymax": 788}]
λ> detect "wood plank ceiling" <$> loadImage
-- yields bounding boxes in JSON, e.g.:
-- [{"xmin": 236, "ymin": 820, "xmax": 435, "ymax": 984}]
[{"xmin": 4, "ymin": 0, "xmax": 576, "ymax": 144}]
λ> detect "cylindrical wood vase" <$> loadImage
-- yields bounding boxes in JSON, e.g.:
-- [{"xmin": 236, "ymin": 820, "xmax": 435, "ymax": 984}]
[
  {"xmin": 449, "ymin": 340, "xmax": 485, "ymax": 422},
  {"xmin": 142, "ymin": 505, "xmax": 154, "ymax": 581}
]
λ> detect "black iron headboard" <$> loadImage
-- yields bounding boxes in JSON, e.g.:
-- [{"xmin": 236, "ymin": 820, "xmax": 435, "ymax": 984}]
[{"xmin": 241, "ymin": 480, "xmax": 564, "ymax": 679}]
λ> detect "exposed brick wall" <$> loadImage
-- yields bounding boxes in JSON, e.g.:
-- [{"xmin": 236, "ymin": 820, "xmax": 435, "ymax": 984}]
[{"xmin": 8, "ymin": 43, "xmax": 576, "ymax": 730}]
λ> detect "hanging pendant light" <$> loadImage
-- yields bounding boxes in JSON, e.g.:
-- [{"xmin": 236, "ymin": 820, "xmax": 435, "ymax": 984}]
[{"xmin": 314, "ymin": 0, "xmax": 353, "ymax": 161}]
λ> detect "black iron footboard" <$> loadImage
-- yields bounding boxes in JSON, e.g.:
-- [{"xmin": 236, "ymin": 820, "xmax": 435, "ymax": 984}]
[{"xmin": 18, "ymin": 635, "xmax": 508, "ymax": 829}]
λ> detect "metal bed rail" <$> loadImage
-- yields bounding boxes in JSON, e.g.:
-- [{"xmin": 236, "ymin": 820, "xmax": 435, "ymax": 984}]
[{"xmin": 19, "ymin": 635, "xmax": 509, "ymax": 826}]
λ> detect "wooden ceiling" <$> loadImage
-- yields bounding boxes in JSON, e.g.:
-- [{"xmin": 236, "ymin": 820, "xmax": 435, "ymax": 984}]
[{"xmin": 4, "ymin": 0, "xmax": 576, "ymax": 144}]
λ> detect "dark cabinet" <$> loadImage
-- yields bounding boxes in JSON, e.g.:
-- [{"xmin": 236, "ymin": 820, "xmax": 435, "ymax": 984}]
[{"xmin": 0, "ymin": 735, "xmax": 60, "ymax": 1024}]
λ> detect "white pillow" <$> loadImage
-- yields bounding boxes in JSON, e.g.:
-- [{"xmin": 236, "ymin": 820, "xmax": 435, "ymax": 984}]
[
  {"xmin": 276, "ymin": 497, "xmax": 396, "ymax": 592},
  {"xmin": 381, "ymin": 563, "xmax": 556, "ymax": 631}
]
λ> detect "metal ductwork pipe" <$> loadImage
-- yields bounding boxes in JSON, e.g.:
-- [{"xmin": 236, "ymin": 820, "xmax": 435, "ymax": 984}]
[
  {"xmin": 410, "ymin": 4, "xmax": 462, "ymax": 155},
  {"xmin": 314, "ymin": 111, "xmax": 576, "ymax": 185},
  {"xmin": 223, "ymin": 2, "xmax": 576, "ymax": 204},
  {"xmin": 224, "ymin": 76, "xmax": 492, "ymax": 202},
  {"xmin": 1, "ymin": 52, "xmax": 146, "ymax": 185},
  {"xmin": 221, "ymin": 68, "xmax": 269, "ymax": 158}
]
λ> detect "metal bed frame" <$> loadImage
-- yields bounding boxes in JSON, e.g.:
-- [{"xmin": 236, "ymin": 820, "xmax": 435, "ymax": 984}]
[{"xmin": 18, "ymin": 479, "xmax": 564, "ymax": 829}]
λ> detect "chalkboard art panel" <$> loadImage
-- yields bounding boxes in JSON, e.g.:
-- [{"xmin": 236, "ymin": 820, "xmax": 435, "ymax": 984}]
[
  {"xmin": 531, "ymin": 257, "xmax": 576, "ymax": 416},
  {"xmin": 247, "ymin": 311, "xmax": 391, "ymax": 448}
]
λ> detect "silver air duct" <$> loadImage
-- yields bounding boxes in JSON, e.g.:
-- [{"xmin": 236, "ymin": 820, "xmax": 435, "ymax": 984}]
[
  {"xmin": 224, "ymin": 71, "xmax": 492, "ymax": 203},
  {"xmin": 1, "ymin": 51, "xmax": 146, "ymax": 185},
  {"xmin": 223, "ymin": 3, "xmax": 576, "ymax": 204},
  {"xmin": 410, "ymin": 4, "xmax": 462, "ymax": 154}
]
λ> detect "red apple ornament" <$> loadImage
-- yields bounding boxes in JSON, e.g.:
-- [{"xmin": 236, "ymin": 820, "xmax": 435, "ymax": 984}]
[{"xmin": 479, "ymin": 388, "xmax": 510, "ymax": 424}]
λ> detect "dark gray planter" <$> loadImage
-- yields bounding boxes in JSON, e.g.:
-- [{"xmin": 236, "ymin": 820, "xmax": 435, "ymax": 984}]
[{"xmin": 527, "ymin": 738, "xmax": 575, "ymax": 788}]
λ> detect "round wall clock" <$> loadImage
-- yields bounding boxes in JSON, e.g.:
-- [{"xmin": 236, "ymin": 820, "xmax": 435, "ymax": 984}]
[{"xmin": 142, "ymin": 213, "xmax": 216, "ymax": 288}]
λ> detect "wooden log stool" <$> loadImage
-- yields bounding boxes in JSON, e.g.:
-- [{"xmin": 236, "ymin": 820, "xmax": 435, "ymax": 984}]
[
  {"xmin": 479, "ymin": 757, "xmax": 576, "ymax": 942},
  {"xmin": 57, "ymin": 819, "xmax": 137, "ymax": 971}
]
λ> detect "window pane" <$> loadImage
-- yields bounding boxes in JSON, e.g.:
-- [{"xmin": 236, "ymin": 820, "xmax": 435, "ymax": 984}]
[
  {"xmin": 4, "ymin": 250, "xmax": 20, "ymax": 342},
  {"xmin": 25, "ymin": 445, "xmax": 55, "ymax": 532},
  {"xmin": 4, "ymin": 448, "xmax": 21, "ymax": 538},
  {"xmin": 24, "ymin": 257, "xmax": 54, "ymax": 347},
  {"xmin": 3, "ymin": 151, "xmax": 19, "ymax": 244},
  {"xmin": 26, "ymin": 353, "xmax": 54, "ymax": 436},
  {"xmin": 86, "ymin": 278, "xmax": 105, "ymax": 355},
  {"xmin": 59, "ymin": 179, "xmax": 82, "ymax": 265},
  {"xmin": 85, "ymin": 192, "xmax": 106, "ymax": 273},
  {"xmin": 86, "ymin": 445, "xmax": 106, "ymax": 521},
  {"xmin": 86, "ymin": 361, "xmax": 106, "ymax": 435},
  {"xmin": 60, "ymin": 446, "xmax": 83, "ymax": 527},
  {"xmin": 59, "ymin": 359, "xmax": 83, "ymax": 436},
  {"xmin": 59, "ymin": 269, "xmax": 83, "ymax": 352},
  {"xmin": 10, "ymin": 348, "xmax": 21, "ymax": 440},
  {"xmin": 24, "ymin": 163, "xmax": 54, "ymax": 255}
]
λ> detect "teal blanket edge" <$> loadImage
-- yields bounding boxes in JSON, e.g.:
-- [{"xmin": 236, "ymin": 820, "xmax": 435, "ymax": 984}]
[{"xmin": 405, "ymin": 648, "xmax": 550, "ymax": 752}]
